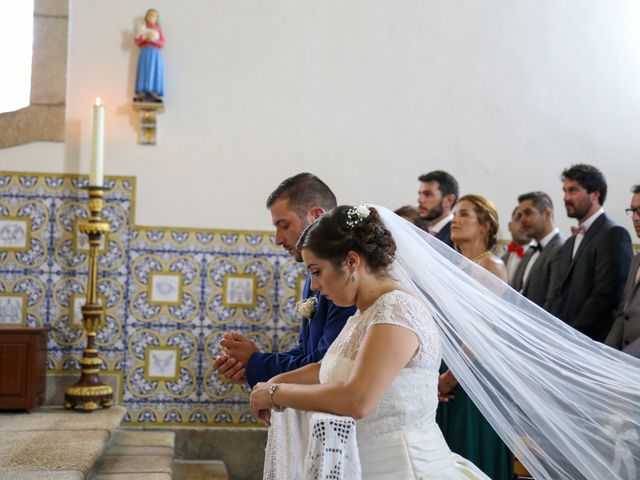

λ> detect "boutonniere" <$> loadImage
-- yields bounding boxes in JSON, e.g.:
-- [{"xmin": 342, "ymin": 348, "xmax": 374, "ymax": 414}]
[{"xmin": 295, "ymin": 296, "xmax": 318, "ymax": 320}]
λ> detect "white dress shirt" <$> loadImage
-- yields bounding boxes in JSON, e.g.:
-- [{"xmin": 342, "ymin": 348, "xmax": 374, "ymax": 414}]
[
  {"xmin": 521, "ymin": 228, "xmax": 560, "ymax": 288},
  {"xmin": 506, "ymin": 243, "xmax": 532, "ymax": 283},
  {"xmin": 572, "ymin": 208, "xmax": 604, "ymax": 258},
  {"xmin": 429, "ymin": 213, "xmax": 453, "ymax": 235}
]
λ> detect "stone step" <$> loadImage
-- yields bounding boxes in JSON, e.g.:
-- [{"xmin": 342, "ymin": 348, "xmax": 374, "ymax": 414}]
[
  {"xmin": 93, "ymin": 454, "xmax": 173, "ymax": 477},
  {"xmin": 0, "ymin": 410, "xmax": 235, "ymax": 480},
  {"xmin": 0, "ymin": 406, "xmax": 126, "ymax": 480},
  {"xmin": 110, "ymin": 430, "xmax": 176, "ymax": 449},
  {"xmin": 173, "ymin": 460, "xmax": 229, "ymax": 480},
  {"xmin": 1, "ymin": 472, "xmax": 85, "ymax": 480},
  {"xmin": 174, "ymin": 428, "xmax": 267, "ymax": 480},
  {"xmin": 90, "ymin": 430, "xmax": 176, "ymax": 479},
  {"xmin": 107, "ymin": 445, "xmax": 174, "ymax": 456},
  {"xmin": 94, "ymin": 475, "xmax": 171, "ymax": 480}
]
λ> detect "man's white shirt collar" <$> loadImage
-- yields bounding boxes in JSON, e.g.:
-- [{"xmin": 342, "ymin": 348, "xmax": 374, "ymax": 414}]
[
  {"xmin": 539, "ymin": 228, "xmax": 560, "ymax": 248},
  {"xmin": 571, "ymin": 208, "xmax": 603, "ymax": 258},
  {"xmin": 579, "ymin": 208, "xmax": 604, "ymax": 233},
  {"xmin": 430, "ymin": 213, "xmax": 453, "ymax": 234}
]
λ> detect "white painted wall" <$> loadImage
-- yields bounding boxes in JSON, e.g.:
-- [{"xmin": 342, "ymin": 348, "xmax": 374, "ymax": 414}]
[{"xmin": 1, "ymin": 0, "xmax": 640, "ymax": 237}]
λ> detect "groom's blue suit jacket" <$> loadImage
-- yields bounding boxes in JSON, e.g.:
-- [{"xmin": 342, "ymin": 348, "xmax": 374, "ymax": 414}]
[{"xmin": 246, "ymin": 274, "xmax": 355, "ymax": 387}]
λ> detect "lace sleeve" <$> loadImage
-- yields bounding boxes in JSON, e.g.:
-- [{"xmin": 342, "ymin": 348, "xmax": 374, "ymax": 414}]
[{"xmin": 367, "ymin": 291, "xmax": 442, "ymax": 368}]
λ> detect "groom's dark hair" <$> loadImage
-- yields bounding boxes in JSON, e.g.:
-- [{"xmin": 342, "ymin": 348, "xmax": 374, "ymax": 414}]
[{"xmin": 266, "ymin": 173, "xmax": 337, "ymax": 218}]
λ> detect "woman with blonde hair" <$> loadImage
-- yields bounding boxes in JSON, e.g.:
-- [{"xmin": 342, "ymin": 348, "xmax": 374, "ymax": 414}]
[
  {"xmin": 450, "ymin": 194, "xmax": 505, "ymax": 280},
  {"xmin": 437, "ymin": 194, "xmax": 513, "ymax": 480}
]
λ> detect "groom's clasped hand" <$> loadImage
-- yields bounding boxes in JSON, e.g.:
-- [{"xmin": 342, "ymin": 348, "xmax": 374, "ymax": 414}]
[{"xmin": 213, "ymin": 332, "xmax": 259, "ymax": 384}]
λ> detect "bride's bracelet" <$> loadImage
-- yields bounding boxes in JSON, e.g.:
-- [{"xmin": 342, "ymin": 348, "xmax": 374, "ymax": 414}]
[{"xmin": 268, "ymin": 383, "xmax": 287, "ymax": 412}]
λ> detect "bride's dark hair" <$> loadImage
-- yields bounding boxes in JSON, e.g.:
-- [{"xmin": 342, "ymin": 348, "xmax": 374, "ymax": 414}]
[{"xmin": 296, "ymin": 205, "xmax": 396, "ymax": 273}]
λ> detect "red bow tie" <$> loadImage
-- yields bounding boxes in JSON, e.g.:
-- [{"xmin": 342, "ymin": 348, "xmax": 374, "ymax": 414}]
[
  {"xmin": 570, "ymin": 225, "xmax": 586, "ymax": 236},
  {"xmin": 507, "ymin": 243, "xmax": 525, "ymax": 258}
]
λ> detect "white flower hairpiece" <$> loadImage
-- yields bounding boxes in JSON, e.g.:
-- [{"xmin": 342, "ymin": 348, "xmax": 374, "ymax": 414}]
[
  {"xmin": 345, "ymin": 203, "xmax": 371, "ymax": 229},
  {"xmin": 295, "ymin": 296, "xmax": 318, "ymax": 320}
]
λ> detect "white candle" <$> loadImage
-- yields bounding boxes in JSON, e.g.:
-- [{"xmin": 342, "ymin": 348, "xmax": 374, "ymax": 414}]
[{"xmin": 89, "ymin": 97, "xmax": 105, "ymax": 187}]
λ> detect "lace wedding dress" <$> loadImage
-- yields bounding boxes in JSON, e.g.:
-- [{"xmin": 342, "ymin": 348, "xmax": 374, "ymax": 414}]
[
  {"xmin": 265, "ymin": 290, "xmax": 478, "ymax": 480},
  {"xmin": 319, "ymin": 289, "xmax": 489, "ymax": 479},
  {"xmin": 264, "ymin": 289, "xmax": 488, "ymax": 479}
]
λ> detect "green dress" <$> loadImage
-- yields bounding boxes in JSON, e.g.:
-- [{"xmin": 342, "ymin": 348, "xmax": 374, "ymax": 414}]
[{"xmin": 435, "ymin": 363, "xmax": 514, "ymax": 480}]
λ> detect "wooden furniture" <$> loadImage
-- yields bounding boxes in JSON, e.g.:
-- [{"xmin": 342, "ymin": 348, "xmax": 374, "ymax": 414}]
[{"xmin": 0, "ymin": 328, "xmax": 47, "ymax": 410}]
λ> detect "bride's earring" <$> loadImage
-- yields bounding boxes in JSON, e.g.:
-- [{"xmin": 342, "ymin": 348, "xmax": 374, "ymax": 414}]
[{"xmin": 348, "ymin": 260, "xmax": 356, "ymax": 283}]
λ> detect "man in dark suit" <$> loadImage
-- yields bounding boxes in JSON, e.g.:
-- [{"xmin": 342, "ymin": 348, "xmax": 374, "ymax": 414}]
[
  {"xmin": 417, "ymin": 170, "xmax": 459, "ymax": 248},
  {"xmin": 605, "ymin": 184, "xmax": 640, "ymax": 357},
  {"xmin": 546, "ymin": 164, "xmax": 632, "ymax": 342},
  {"xmin": 502, "ymin": 207, "xmax": 533, "ymax": 289},
  {"xmin": 514, "ymin": 191, "xmax": 565, "ymax": 307},
  {"xmin": 214, "ymin": 173, "xmax": 355, "ymax": 386}
]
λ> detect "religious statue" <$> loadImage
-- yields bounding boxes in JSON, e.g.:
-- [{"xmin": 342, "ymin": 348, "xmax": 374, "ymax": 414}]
[{"xmin": 134, "ymin": 8, "xmax": 165, "ymax": 103}]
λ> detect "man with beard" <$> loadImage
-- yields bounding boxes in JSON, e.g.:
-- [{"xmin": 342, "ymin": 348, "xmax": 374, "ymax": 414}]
[
  {"xmin": 605, "ymin": 185, "xmax": 640, "ymax": 358},
  {"xmin": 546, "ymin": 164, "xmax": 632, "ymax": 341},
  {"xmin": 514, "ymin": 191, "xmax": 564, "ymax": 307},
  {"xmin": 213, "ymin": 173, "xmax": 355, "ymax": 386},
  {"xmin": 417, "ymin": 170, "xmax": 459, "ymax": 248},
  {"xmin": 502, "ymin": 207, "xmax": 533, "ymax": 288}
]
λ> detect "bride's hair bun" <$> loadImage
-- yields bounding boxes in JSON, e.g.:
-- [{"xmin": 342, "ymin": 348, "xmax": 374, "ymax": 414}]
[{"xmin": 296, "ymin": 205, "xmax": 396, "ymax": 273}]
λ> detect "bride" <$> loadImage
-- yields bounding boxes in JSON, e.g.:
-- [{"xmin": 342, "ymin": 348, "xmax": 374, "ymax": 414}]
[
  {"xmin": 250, "ymin": 204, "xmax": 640, "ymax": 479},
  {"xmin": 251, "ymin": 204, "xmax": 490, "ymax": 478}
]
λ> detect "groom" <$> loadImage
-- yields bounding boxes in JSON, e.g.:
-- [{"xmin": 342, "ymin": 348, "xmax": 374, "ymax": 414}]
[{"xmin": 213, "ymin": 173, "xmax": 355, "ymax": 387}]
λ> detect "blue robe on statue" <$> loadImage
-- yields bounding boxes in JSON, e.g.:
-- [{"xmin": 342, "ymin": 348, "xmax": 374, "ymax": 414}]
[
  {"xmin": 245, "ymin": 274, "xmax": 354, "ymax": 387},
  {"xmin": 136, "ymin": 47, "xmax": 164, "ymax": 97}
]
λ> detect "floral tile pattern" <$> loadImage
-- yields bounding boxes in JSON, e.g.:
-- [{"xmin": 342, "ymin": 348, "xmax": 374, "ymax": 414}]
[{"xmin": 0, "ymin": 172, "xmax": 306, "ymax": 426}]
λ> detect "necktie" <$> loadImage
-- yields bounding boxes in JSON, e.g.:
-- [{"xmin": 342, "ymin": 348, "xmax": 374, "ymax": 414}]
[
  {"xmin": 507, "ymin": 243, "xmax": 525, "ymax": 258},
  {"xmin": 530, "ymin": 243, "xmax": 542, "ymax": 253}
]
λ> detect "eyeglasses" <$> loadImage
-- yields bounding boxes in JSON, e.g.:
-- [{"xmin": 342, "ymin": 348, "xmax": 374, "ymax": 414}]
[{"xmin": 625, "ymin": 207, "xmax": 640, "ymax": 217}]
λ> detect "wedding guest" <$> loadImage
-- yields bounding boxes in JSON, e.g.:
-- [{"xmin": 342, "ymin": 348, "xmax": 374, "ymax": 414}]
[
  {"xmin": 605, "ymin": 185, "xmax": 640, "ymax": 357},
  {"xmin": 417, "ymin": 170, "xmax": 459, "ymax": 247},
  {"xmin": 502, "ymin": 207, "xmax": 532, "ymax": 289},
  {"xmin": 213, "ymin": 173, "xmax": 355, "ymax": 386},
  {"xmin": 437, "ymin": 194, "xmax": 513, "ymax": 480},
  {"xmin": 546, "ymin": 164, "xmax": 632, "ymax": 341},
  {"xmin": 394, "ymin": 205, "xmax": 430, "ymax": 232},
  {"xmin": 515, "ymin": 191, "xmax": 565, "ymax": 307}
]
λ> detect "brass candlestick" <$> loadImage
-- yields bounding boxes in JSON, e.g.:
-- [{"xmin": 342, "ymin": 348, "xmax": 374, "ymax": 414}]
[{"xmin": 64, "ymin": 186, "xmax": 113, "ymax": 411}]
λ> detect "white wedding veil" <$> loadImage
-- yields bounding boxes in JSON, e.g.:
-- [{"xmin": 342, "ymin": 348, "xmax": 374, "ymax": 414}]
[{"xmin": 375, "ymin": 205, "xmax": 640, "ymax": 480}]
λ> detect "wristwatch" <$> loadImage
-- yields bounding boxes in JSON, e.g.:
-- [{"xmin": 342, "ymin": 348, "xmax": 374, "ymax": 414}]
[{"xmin": 268, "ymin": 383, "xmax": 287, "ymax": 412}]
